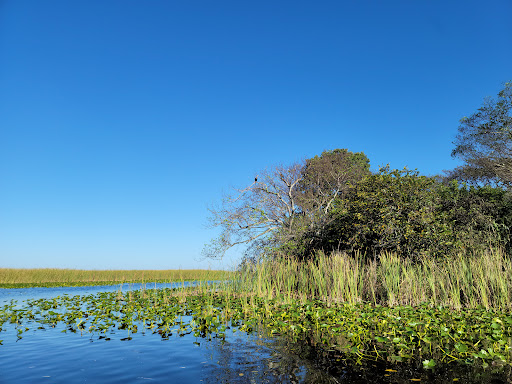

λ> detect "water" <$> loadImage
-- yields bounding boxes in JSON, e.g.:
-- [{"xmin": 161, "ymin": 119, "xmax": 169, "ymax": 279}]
[
  {"xmin": 0, "ymin": 321, "xmax": 328, "ymax": 383},
  {"xmin": 0, "ymin": 281, "xmax": 198, "ymax": 305},
  {"xmin": 0, "ymin": 283, "xmax": 335, "ymax": 383},
  {"xmin": 0, "ymin": 285, "xmax": 510, "ymax": 383}
]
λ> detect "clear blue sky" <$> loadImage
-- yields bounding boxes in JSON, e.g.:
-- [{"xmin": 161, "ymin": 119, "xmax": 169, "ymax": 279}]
[{"xmin": 1, "ymin": 1, "xmax": 511, "ymax": 270}]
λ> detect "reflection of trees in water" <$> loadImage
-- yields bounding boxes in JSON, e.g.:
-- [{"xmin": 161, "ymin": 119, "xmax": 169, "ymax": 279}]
[
  {"xmin": 199, "ymin": 328, "xmax": 512, "ymax": 384},
  {"xmin": 199, "ymin": 331, "xmax": 337, "ymax": 383},
  {"xmin": 273, "ymin": 337, "xmax": 512, "ymax": 384}
]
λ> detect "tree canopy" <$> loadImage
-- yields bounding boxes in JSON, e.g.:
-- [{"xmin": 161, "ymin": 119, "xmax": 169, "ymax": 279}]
[
  {"xmin": 307, "ymin": 168, "xmax": 512, "ymax": 260},
  {"xmin": 449, "ymin": 82, "xmax": 512, "ymax": 188}
]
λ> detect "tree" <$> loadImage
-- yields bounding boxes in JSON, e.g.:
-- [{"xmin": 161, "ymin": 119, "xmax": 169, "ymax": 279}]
[
  {"xmin": 202, "ymin": 162, "xmax": 304, "ymax": 259},
  {"xmin": 449, "ymin": 82, "xmax": 512, "ymax": 187},
  {"xmin": 437, "ymin": 181, "xmax": 512, "ymax": 254},
  {"xmin": 314, "ymin": 167, "xmax": 454, "ymax": 259},
  {"xmin": 307, "ymin": 167, "xmax": 512, "ymax": 260},
  {"xmin": 203, "ymin": 149, "xmax": 371, "ymax": 259},
  {"xmin": 299, "ymin": 149, "xmax": 371, "ymax": 216}
]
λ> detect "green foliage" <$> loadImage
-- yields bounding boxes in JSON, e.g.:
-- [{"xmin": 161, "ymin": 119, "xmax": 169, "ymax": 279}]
[
  {"xmin": 270, "ymin": 149, "xmax": 371, "ymax": 259},
  {"xmin": 205, "ymin": 148, "xmax": 372, "ymax": 260},
  {"xmin": 449, "ymin": 81, "xmax": 512, "ymax": 187},
  {"xmin": 300, "ymin": 148, "xmax": 370, "ymax": 200},
  {"xmin": 211, "ymin": 146, "xmax": 512, "ymax": 261},
  {"xmin": 298, "ymin": 167, "xmax": 512, "ymax": 259},
  {"xmin": 306, "ymin": 167, "xmax": 453, "ymax": 258},
  {"xmin": 437, "ymin": 181, "xmax": 512, "ymax": 254}
]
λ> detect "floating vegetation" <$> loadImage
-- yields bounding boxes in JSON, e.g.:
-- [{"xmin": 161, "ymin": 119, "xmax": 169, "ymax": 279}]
[
  {"xmin": 247, "ymin": 300, "xmax": 512, "ymax": 369},
  {"xmin": 1, "ymin": 284, "xmax": 512, "ymax": 373}
]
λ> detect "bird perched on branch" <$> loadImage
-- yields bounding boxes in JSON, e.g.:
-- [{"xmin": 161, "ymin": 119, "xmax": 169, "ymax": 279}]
[{"xmin": 254, "ymin": 175, "xmax": 258, "ymax": 182}]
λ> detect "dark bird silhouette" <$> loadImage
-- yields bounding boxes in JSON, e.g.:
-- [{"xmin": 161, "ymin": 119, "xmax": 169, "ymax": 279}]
[{"xmin": 254, "ymin": 176, "xmax": 258, "ymax": 182}]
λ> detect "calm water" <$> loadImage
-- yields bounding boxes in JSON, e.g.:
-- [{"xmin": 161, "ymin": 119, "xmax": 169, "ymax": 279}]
[
  {"xmin": 0, "ymin": 283, "xmax": 335, "ymax": 383},
  {"xmin": 0, "ymin": 284, "xmax": 510, "ymax": 383},
  {"xmin": 0, "ymin": 281, "xmax": 198, "ymax": 305}
]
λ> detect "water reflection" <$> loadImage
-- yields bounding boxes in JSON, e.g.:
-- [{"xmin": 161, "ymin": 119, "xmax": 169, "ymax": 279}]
[
  {"xmin": 200, "ymin": 333, "xmax": 337, "ymax": 383},
  {"xmin": 252, "ymin": 333, "xmax": 512, "ymax": 384},
  {"xmin": 197, "ymin": 323, "xmax": 512, "ymax": 384},
  {"xmin": 0, "ymin": 319, "xmax": 336, "ymax": 383}
]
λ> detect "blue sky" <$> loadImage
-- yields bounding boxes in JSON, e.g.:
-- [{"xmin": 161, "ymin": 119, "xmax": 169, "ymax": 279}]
[{"xmin": 1, "ymin": 1, "xmax": 511, "ymax": 269}]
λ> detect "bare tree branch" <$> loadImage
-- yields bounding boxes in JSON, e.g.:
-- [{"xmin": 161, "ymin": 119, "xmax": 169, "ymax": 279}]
[
  {"xmin": 203, "ymin": 149, "xmax": 371, "ymax": 259},
  {"xmin": 203, "ymin": 162, "xmax": 305, "ymax": 259}
]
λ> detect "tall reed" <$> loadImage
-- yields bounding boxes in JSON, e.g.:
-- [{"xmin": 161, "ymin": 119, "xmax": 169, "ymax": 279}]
[{"xmin": 236, "ymin": 248, "xmax": 512, "ymax": 310}]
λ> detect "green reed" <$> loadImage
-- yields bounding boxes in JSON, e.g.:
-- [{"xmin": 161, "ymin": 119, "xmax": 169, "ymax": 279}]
[{"xmin": 236, "ymin": 248, "xmax": 512, "ymax": 310}]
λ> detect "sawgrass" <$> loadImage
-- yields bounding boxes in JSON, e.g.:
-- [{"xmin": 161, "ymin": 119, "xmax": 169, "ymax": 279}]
[{"xmin": 0, "ymin": 268, "xmax": 231, "ymax": 288}]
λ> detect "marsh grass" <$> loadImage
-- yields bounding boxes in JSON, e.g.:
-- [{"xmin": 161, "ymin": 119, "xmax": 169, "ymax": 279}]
[
  {"xmin": 234, "ymin": 248, "xmax": 512, "ymax": 310},
  {"xmin": 0, "ymin": 268, "xmax": 231, "ymax": 288},
  {"xmin": 3, "ymin": 253, "xmax": 512, "ymax": 370}
]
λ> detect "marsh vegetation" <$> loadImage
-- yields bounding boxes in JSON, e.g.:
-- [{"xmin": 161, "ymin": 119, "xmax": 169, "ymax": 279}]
[
  {"xmin": 2, "ymin": 248, "xmax": 512, "ymax": 380},
  {"xmin": 0, "ymin": 268, "xmax": 230, "ymax": 288}
]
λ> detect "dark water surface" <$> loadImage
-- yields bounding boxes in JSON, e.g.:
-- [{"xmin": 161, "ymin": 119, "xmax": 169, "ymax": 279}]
[
  {"xmin": 0, "ymin": 320, "xmax": 333, "ymax": 383},
  {"xmin": 1, "ymin": 285, "xmax": 510, "ymax": 383}
]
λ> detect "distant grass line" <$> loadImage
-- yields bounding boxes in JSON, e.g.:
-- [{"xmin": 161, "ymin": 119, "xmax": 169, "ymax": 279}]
[{"xmin": 0, "ymin": 268, "xmax": 231, "ymax": 288}]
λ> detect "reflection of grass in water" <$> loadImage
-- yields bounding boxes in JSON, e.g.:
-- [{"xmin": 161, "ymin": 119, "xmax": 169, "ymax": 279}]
[{"xmin": 0, "ymin": 268, "xmax": 232, "ymax": 288}]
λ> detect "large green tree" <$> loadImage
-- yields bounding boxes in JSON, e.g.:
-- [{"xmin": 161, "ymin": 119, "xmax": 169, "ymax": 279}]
[
  {"xmin": 299, "ymin": 149, "xmax": 371, "ymax": 216},
  {"xmin": 450, "ymin": 82, "xmax": 512, "ymax": 187}
]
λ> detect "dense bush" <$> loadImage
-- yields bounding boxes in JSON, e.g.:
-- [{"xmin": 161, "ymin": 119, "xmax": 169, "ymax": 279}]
[
  {"xmin": 437, "ymin": 181, "xmax": 512, "ymax": 254},
  {"xmin": 293, "ymin": 167, "xmax": 512, "ymax": 260}
]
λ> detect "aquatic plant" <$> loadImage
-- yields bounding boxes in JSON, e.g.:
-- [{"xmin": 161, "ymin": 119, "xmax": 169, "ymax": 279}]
[
  {"xmin": 1, "ymin": 280, "xmax": 512, "ymax": 371},
  {"xmin": 2, "ymin": 248, "xmax": 512, "ymax": 374}
]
